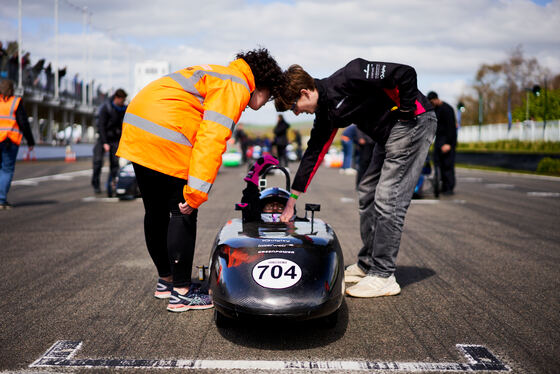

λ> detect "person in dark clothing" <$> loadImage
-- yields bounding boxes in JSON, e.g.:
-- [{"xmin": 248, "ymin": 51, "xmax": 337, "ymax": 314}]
[
  {"xmin": 275, "ymin": 59, "xmax": 436, "ymax": 298},
  {"xmin": 0, "ymin": 42, "xmax": 9, "ymax": 79},
  {"xmin": 273, "ymin": 114, "xmax": 290, "ymax": 167},
  {"xmin": 292, "ymin": 129, "xmax": 302, "ymax": 160},
  {"xmin": 234, "ymin": 123, "xmax": 250, "ymax": 164},
  {"xmin": 340, "ymin": 124, "xmax": 357, "ymax": 174},
  {"xmin": 0, "ymin": 79, "xmax": 35, "ymax": 210},
  {"xmin": 427, "ymin": 91, "xmax": 457, "ymax": 195},
  {"xmin": 91, "ymin": 88, "xmax": 127, "ymax": 196},
  {"xmin": 45, "ymin": 63, "xmax": 53, "ymax": 93}
]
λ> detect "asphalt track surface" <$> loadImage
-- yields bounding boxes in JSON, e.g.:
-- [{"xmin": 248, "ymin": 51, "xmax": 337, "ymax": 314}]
[{"xmin": 0, "ymin": 159, "xmax": 559, "ymax": 374}]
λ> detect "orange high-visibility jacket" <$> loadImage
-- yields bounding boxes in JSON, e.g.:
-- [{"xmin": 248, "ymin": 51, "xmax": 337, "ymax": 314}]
[
  {"xmin": 0, "ymin": 96, "xmax": 23, "ymax": 145},
  {"xmin": 116, "ymin": 58, "xmax": 255, "ymax": 209}
]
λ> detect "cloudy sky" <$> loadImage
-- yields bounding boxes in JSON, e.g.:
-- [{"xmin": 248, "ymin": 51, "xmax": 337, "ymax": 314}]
[{"xmin": 1, "ymin": 0, "xmax": 559, "ymax": 125}]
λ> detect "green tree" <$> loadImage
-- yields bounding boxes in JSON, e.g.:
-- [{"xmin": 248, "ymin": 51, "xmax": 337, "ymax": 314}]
[
  {"xmin": 458, "ymin": 45, "xmax": 558, "ymax": 126},
  {"xmin": 512, "ymin": 88, "xmax": 560, "ymax": 122}
]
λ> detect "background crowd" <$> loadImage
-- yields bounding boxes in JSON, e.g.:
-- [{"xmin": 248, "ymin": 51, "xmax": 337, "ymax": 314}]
[{"xmin": 0, "ymin": 40, "xmax": 107, "ymax": 104}]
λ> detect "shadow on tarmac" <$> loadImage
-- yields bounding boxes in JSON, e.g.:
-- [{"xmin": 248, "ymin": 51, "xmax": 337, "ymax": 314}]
[
  {"xmin": 11, "ymin": 200, "xmax": 58, "ymax": 207},
  {"xmin": 216, "ymin": 299, "xmax": 348, "ymax": 349},
  {"xmin": 395, "ymin": 266, "xmax": 436, "ymax": 288}
]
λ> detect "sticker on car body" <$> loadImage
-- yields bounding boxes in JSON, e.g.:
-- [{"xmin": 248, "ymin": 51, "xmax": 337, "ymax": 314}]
[{"xmin": 252, "ymin": 258, "xmax": 301, "ymax": 289}]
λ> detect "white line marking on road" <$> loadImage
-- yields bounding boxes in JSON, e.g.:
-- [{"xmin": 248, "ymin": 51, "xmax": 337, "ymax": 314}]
[
  {"xmin": 411, "ymin": 199, "xmax": 440, "ymax": 204},
  {"xmin": 459, "ymin": 177, "xmax": 483, "ymax": 182},
  {"xmin": 527, "ymin": 192, "xmax": 560, "ymax": 197},
  {"xmin": 81, "ymin": 196, "xmax": 119, "ymax": 203},
  {"xmin": 340, "ymin": 197, "xmax": 355, "ymax": 203},
  {"xmin": 485, "ymin": 183, "xmax": 515, "ymax": 189},
  {"xmin": 30, "ymin": 340, "xmax": 510, "ymax": 372},
  {"xmin": 12, "ymin": 169, "xmax": 93, "ymax": 186},
  {"xmin": 411, "ymin": 199, "xmax": 466, "ymax": 205}
]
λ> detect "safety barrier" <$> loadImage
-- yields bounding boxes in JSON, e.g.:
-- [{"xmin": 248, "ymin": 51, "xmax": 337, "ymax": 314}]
[{"xmin": 458, "ymin": 120, "xmax": 560, "ymax": 143}]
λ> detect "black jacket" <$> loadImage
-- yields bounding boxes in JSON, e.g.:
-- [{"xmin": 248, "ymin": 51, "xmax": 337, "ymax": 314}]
[
  {"xmin": 434, "ymin": 101, "xmax": 457, "ymax": 148},
  {"xmin": 292, "ymin": 58, "xmax": 433, "ymax": 192},
  {"xmin": 96, "ymin": 98, "xmax": 126, "ymax": 144},
  {"xmin": 15, "ymin": 100, "xmax": 35, "ymax": 147},
  {"xmin": 274, "ymin": 118, "xmax": 290, "ymax": 146}
]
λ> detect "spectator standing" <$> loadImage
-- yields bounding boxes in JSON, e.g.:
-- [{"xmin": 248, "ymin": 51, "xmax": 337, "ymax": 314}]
[
  {"xmin": 116, "ymin": 48, "xmax": 284, "ymax": 312},
  {"xmin": 0, "ymin": 42, "xmax": 8, "ymax": 78},
  {"xmin": 7, "ymin": 42, "xmax": 19, "ymax": 83},
  {"xmin": 0, "ymin": 79, "xmax": 35, "ymax": 210},
  {"xmin": 273, "ymin": 114, "xmax": 290, "ymax": 167},
  {"xmin": 45, "ymin": 63, "xmax": 53, "ymax": 93},
  {"xmin": 292, "ymin": 129, "xmax": 302, "ymax": 160},
  {"xmin": 31, "ymin": 59, "xmax": 45, "ymax": 87},
  {"xmin": 234, "ymin": 123, "xmax": 250, "ymax": 164},
  {"xmin": 340, "ymin": 124, "xmax": 357, "ymax": 175},
  {"xmin": 275, "ymin": 59, "xmax": 436, "ymax": 298},
  {"xmin": 91, "ymin": 88, "xmax": 127, "ymax": 196},
  {"xmin": 427, "ymin": 91, "xmax": 457, "ymax": 195}
]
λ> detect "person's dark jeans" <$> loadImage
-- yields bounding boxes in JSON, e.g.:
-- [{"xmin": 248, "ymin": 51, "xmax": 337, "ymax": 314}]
[
  {"xmin": 133, "ymin": 163, "xmax": 197, "ymax": 288},
  {"xmin": 0, "ymin": 140, "xmax": 19, "ymax": 204},
  {"xmin": 91, "ymin": 140, "xmax": 119, "ymax": 191},
  {"xmin": 357, "ymin": 111, "xmax": 437, "ymax": 276},
  {"xmin": 341, "ymin": 139, "xmax": 353, "ymax": 169}
]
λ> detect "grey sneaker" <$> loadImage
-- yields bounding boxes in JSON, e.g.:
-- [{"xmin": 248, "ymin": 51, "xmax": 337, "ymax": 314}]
[
  {"xmin": 345, "ymin": 274, "xmax": 401, "ymax": 298},
  {"xmin": 0, "ymin": 202, "xmax": 12, "ymax": 210},
  {"xmin": 344, "ymin": 263, "xmax": 366, "ymax": 283}
]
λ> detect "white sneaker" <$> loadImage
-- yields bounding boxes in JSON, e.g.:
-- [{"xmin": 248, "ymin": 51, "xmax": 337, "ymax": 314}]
[
  {"xmin": 344, "ymin": 263, "xmax": 366, "ymax": 283},
  {"xmin": 345, "ymin": 274, "xmax": 401, "ymax": 298}
]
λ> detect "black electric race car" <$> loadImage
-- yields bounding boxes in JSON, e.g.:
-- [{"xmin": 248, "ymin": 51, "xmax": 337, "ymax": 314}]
[
  {"xmin": 115, "ymin": 162, "xmax": 140, "ymax": 200},
  {"xmin": 207, "ymin": 166, "xmax": 345, "ymax": 327}
]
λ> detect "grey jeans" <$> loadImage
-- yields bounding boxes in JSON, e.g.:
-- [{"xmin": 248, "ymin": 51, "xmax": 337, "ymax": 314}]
[{"xmin": 357, "ymin": 111, "xmax": 437, "ymax": 277}]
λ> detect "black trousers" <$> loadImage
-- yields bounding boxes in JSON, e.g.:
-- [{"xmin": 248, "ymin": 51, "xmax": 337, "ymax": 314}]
[
  {"xmin": 91, "ymin": 140, "xmax": 119, "ymax": 190},
  {"xmin": 434, "ymin": 147, "xmax": 456, "ymax": 192},
  {"xmin": 133, "ymin": 163, "xmax": 197, "ymax": 287},
  {"xmin": 276, "ymin": 144, "xmax": 288, "ymax": 167}
]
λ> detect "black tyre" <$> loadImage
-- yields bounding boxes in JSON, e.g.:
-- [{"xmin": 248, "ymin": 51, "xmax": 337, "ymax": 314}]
[{"xmin": 214, "ymin": 309, "xmax": 234, "ymax": 328}]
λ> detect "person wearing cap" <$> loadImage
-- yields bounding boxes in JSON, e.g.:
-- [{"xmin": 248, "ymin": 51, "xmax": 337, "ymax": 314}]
[
  {"xmin": 427, "ymin": 91, "xmax": 457, "ymax": 195},
  {"xmin": 275, "ymin": 59, "xmax": 436, "ymax": 298},
  {"xmin": 116, "ymin": 48, "xmax": 284, "ymax": 312},
  {"xmin": 91, "ymin": 88, "xmax": 127, "ymax": 196}
]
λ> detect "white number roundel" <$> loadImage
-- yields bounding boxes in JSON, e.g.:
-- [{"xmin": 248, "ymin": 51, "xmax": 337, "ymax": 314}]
[{"xmin": 252, "ymin": 258, "xmax": 302, "ymax": 289}]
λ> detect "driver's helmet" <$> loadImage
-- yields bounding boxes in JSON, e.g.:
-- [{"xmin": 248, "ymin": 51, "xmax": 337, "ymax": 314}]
[{"xmin": 259, "ymin": 187, "xmax": 290, "ymax": 223}]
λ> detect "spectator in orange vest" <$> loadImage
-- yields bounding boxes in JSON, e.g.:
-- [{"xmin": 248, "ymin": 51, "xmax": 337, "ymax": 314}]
[{"xmin": 0, "ymin": 79, "xmax": 35, "ymax": 210}]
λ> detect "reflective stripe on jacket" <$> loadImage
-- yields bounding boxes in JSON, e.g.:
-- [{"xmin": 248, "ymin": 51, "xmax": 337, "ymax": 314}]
[
  {"xmin": 116, "ymin": 58, "xmax": 255, "ymax": 208},
  {"xmin": 0, "ymin": 96, "xmax": 23, "ymax": 145}
]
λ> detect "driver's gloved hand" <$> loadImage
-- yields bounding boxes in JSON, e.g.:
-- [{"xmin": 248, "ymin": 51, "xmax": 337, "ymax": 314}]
[{"xmin": 244, "ymin": 155, "xmax": 279, "ymax": 186}]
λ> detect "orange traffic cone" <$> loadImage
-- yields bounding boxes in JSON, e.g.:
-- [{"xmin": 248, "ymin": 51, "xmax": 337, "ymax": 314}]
[
  {"xmin": 23, "ymin": 148, "xmax": 36, "ymax": 162},
  {"xmin": 65, "ymin": 145, "xmax": 76, "ymax": 163}
]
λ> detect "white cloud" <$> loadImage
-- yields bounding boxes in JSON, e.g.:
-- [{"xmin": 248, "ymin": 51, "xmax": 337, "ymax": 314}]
[{"xmin": 1, "ymin": 0, "xmax": 558, "ymax": 125}]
